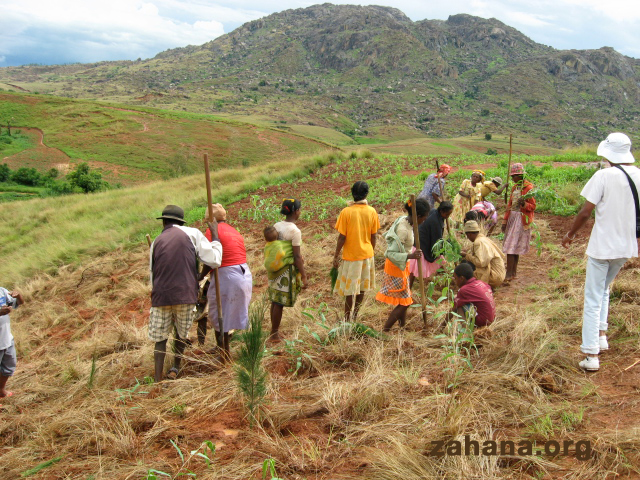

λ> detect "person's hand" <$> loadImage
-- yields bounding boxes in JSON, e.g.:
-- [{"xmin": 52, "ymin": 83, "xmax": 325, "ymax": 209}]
[
  {"xmin": 501, "ymin": 223, "xmax": 507, "ymax": 233},
  {"xmin": 460, "ymin": 249, "xmax": 468, "ymax": 257},
  {"xmin": 0, "ymin": 306, "xmax": 12, "ymax": 316},
  {"xmin": 301, "ymin": 280, "xmax": 309, "ymax": 290},
  {"xmin": 10, "ymin": 291, "xmax": 20, "ymax": 298},
  {"xmin": 407, "ymin": 249, "xmax": 422, "ymax": 260},
  {"xmin": 332, "ymin": 256, "xmax": 340, "ymax": 269},
  {"xmin": 562, "ymin": 232, "xmax": 575, "ymax": 249},
  {"xmin": 516, "ymin": 198, "xmax": 525, "ymax": 208},
  {"xmin": 207, "ymin": 218, "xmax": 219, "ymax": 240}
]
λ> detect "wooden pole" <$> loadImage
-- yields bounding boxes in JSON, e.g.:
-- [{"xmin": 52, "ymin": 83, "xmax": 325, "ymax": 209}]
[
  {"xmin": 145, "ymin": 234, "xmax": 152, "ymax": 248},
  {"xmin": 434, "ymin": 160, "xmax": 451, "ymax": 236},
  {"xmin": 203, "ymin": 153, "xmax": 227, "ymax": 360},
  {"xmin": 504, "ymin": 134, "xmax": 513, "ymax": 204},
  {"xmin": 410, "ymin": 194, "xmax": 428, "ymax": 327}
]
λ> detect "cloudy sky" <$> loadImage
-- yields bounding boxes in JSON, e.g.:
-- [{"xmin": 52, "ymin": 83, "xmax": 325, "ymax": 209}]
[{"xmin": 1, "ymin": 0, "xmax": 640, "ymax": 67}]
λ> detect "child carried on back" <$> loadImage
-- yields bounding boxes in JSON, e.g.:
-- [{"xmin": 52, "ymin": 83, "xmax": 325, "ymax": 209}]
[{"xmin": 263, "ymin": 226, "xmax": 294, "ymax": 279}]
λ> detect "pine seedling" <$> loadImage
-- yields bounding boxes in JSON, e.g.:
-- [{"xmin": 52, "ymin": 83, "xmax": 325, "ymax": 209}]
[{"xmin": 235, "ymin": 299, "xmax": 268, "ymax": 425}]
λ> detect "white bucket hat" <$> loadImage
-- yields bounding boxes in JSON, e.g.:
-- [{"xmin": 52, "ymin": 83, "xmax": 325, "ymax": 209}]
[{"xmin": 597, "ymin": 132, "xmax": 635, "ymax": 164}]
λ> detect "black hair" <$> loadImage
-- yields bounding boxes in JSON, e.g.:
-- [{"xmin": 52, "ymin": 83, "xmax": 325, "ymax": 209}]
[
  {"xmin": 454, "ymin": 262, "xmax": 475, "ymax": 279},
  {"xmin": 263, "ymin": 225, "xmax": 278, "ymax": 240},
  {"xmin": 404, "ymin": 197, "xmax": 430, "ymax": 217},
  {"xmin": 459, "ymin": 259, "xmax": 476, "ymax": 271},
  {"xmin": 437, "ymin": 201, "xmax": 454, "ymax": 214},
  {"xmin": 351, "ymin": 181, "xmax": 369, "ymax": 202},
  {"xmin": 280, "ymin": 199, "xmax": 301, "ymax": 215},
  {"xmin": 464, "ymin": 211, "xmax": 478, "ymax": 223}
]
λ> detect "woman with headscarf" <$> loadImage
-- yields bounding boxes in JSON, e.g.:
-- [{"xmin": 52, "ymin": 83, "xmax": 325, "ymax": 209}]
[
  {"xmin": 333, "ymin": 181, "xmax": 380, "ymax": 322},
  {"xmin": 470, "ymin": 200, "xmax": 499, "ymax": 234},
  {"xmin": 502, "ymin": 163, "xmax": 536, "ymax": 282},
  {"xmin": 450, "ymin": 170, "xmax": 484, "ymax": 225},
  {"xmin": 418, "ymin": 164, "xmax": 452, "ymax": 209},
  {"xmin": 376, "ymin": 198, "xmax": 429, "ymax": 332},
  {"xmin": 202, "ymin": 204, "xmax": 253, "ymax": 358}
]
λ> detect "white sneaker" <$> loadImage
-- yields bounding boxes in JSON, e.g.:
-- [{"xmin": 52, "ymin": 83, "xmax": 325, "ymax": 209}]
[
  {"xmin": 579, "ymin": 356, "xmax": 599, "ymax": 371},
  {"xmin": 599, "ymin": 336, "xmax": 609, "ymax": 351}
]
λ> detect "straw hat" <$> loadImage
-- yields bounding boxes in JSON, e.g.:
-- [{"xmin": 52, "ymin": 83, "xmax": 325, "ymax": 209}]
[
  {"xmin": 597, "ymin": 132, "xmax": 635, "ymax": 164},
  {"xmin": 463, "ymin": 220, "xmax": 480, "ymax": 233},
  {"xmin": 209, "ymin": 203, "xmax": 227, "ymax": 221}
]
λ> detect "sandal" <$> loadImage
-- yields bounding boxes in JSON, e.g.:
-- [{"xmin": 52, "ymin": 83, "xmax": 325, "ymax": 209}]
[{"xmin": 165, "ymin": 368, "xmax": 179, "ymax": 380}]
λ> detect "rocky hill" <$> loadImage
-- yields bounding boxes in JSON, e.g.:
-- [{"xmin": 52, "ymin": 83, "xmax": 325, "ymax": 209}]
[{"xmin": 2, "ymin": 3, "xmax": 640, "ymax": 145}]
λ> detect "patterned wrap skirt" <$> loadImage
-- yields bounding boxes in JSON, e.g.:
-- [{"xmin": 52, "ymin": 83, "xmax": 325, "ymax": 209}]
[
  {"xmin": 335, "ymin": 257, "xmax": 376, "ymax": 297},
  {"xmin": 268, "ymin": 264, "xmax": 301, "ymax": 307},
  {"xmin": 376, "ymin": 258, "xmax": 412, "ymax": 306},
  {"xmin": 502, "ymin": 212, "xmax": 531, "ymax": 255}
]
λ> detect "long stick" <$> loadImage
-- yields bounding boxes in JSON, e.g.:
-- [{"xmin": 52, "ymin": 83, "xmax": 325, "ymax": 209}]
[
  {"xmin": 410, "ymin": 194, "xmax": 428, "ymax": 327},
  {"xmin": 145, "ymin": 234, "xmax": 151, "ymax": 247},
  {"xmin": 504, "ymin": 134, "xmax": 512, "ymax": 204},
  {"xmin": 624, "ymin": 359, "xmax": 640, "ymax": 371},
  {"xmin": 203, "ymin": 154, "xmax": 227, "ymax": 359},
  {"xmin": 434, "ymin": 160, "xmax": 451, "ymax": 236}
]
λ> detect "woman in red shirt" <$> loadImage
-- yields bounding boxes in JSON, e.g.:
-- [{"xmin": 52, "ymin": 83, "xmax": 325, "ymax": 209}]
[{"xmin": 202, "ymin": 204, "xmax": 252, "ymax": 357}]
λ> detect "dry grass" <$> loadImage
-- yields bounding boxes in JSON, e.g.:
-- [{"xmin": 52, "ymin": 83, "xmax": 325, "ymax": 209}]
[{"xmin": 1, "ymin": 175, "xmax": 640, "ymax": 479}]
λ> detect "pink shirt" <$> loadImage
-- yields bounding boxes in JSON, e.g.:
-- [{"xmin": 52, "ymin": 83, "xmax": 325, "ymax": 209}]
[{"xmin": 454, "ymin": 277, "xmax": 496, "ymax": 327}]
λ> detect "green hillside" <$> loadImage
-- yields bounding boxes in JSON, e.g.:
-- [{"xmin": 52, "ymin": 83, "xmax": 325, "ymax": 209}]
[{"xmin": 0, "ymin": 92, "xmax": 331, "ymax": 185}]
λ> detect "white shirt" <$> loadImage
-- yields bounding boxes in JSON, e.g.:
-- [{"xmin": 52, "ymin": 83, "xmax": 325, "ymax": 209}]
[
  {"xmin": 274, "ymin": 221, "xmax": 302, "ymax": 246},
  {"xmin": 0, "ymin": 288, "xmax": 18, "ymax": 350},
  {"xmin": 581, "ymin": 165, "xmax": 640, "ymax": 259}
]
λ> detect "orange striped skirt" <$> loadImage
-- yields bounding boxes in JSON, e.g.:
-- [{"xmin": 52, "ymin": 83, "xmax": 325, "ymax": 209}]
[{"xmin": 375, "ymin": 258, "xmax": 412, "ymax": 306}]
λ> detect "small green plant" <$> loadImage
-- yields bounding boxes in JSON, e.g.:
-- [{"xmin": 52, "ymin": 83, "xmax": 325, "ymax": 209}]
[
  {"xmin": 486, "ymin": 148, "xmax": 498, "ymax": 155},
  {"xmin": 87, "ymin": 351, "xmax": 98, "ymax": 389},
  {"xmin": 20, "ymin": 456, "xmax": 64, "ymax": 477},
  {"xmin": 262, "ymin": 458, "xmax": 284, "ymax": 480},
  {"xmin": 283, "ymin": 338, "xmax": 312, "ymax": 374},
  {"xmin": 235, "ymin": 300, "xmax": 268, "ymax": 424},
  {"xmin": 145, "ymin": 439, "xmax": 216, "ymax": 479},
  {"xmin": 527, "ymin": 414, "xmax": 555, "ymax": 439},
  {"xmin": 484, "ymin": 133, "xmax": 492, "ymax": 140},
  {"xmin": 171, "ymin": 403, "xmax": 186, "ymax": 417}
]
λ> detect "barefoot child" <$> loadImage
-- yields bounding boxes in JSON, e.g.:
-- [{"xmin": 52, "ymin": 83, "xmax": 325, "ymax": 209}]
[{"xmin": 0, "ymin": 288, "xmax": 23, "ymax": 399}]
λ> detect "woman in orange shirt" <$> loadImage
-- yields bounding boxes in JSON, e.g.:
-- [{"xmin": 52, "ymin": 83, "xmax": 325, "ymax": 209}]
[{"xmin": 332, "ymin": 181, "xmax": 380, "ymax": 321}]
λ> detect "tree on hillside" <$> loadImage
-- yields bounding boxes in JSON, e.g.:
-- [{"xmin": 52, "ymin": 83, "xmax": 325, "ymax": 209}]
[
  {"xmin": 0, "ymin": 163, "xmax": 10, "ymax": 182},
  {"xmin": 67, "ymin": 163, "xmax": 108, "ymax": 193}
]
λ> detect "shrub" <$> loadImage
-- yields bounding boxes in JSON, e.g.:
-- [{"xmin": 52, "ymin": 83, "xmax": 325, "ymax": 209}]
[
  {"xmin": 11, "ymin": 167, "xmax": 44, "ymax": 186},
  {"xmin": 485, "ymin": 148, "xmax": 498, "ymax": 156},
  {"xmin": 0, "ymin": 163, "xmax": 10, "ymax": 182},
  {"xmin": 485, "ymin": 133, "xmax": 492, "ymax": 141},
  {"xmin": 67, "ymin": 163, "xmax": 108, "ymax": 193},
  {"xmin": 481, "ymin": 109, "xmax": 490, "ymax": 117}
]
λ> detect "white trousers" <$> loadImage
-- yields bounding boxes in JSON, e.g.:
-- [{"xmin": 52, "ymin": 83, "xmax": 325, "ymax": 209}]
[{"xmin": 581, "ymin": 256, "xmax": 628, "ymax": 355}]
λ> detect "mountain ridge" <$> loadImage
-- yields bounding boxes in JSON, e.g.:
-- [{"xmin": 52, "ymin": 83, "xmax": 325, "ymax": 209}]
[{"xmin": 1, "ymin": 3, "xmax": 639, "ymax": 146}]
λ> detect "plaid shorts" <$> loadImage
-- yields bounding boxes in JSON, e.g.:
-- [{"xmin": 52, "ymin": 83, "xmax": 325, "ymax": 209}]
[{"xmin": 148, "ymin": 304, "xmax": 195, "ymax": 342}]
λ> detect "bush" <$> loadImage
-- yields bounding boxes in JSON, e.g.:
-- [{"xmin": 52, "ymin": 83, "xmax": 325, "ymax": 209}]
[
  {"xmin": 0, "ymin": 163, "xmax": 10, "ymax": 182},
  {"xmin": 11, "ymin": 167, "xmax": 44, "ymax": 186},
  {"xmin": 67, "ymin": 163, "xmax": 108, "ymax": 193},
  {"xmin": 485, "ymin": 148, "xmax": 498, "ymax": 156},
  {"xmin": 481, "ymin": 109, "xmax": 490, "ymax": 117},
  {"xmin": 485, "ymin": 133, "xmax": 492, "ymax": 141}
]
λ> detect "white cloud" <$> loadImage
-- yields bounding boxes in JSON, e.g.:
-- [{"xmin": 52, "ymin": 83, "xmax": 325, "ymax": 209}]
[{"xmin": 1, "ymin": 0, "xmax": 640, "ymax": 66}]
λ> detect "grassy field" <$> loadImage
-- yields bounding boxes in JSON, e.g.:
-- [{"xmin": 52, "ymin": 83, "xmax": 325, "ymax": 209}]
[
  {"xmin": 0, "ymin": 92, "xmax": 332, "ymax": 185},
  {"xmin": 0, "ymin": 150, "xmax": 345, "ymax": 286}
]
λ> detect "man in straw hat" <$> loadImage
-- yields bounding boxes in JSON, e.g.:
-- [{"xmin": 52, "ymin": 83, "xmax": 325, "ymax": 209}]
[
  {"xmin": 149, "ymin": 204, "xmax": 222, "ymax": 381},
  {"xmin": 460, "ymin": 220, "xmax": 506, "ymax": 289},
  {"xmin": 563, "ymin": 133, "xmax": 640, "ymax": 372}
]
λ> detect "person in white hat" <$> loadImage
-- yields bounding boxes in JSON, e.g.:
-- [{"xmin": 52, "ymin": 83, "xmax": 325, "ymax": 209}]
[{"xmin": 562, "ymin": 132, "xmax": 640, "ymax": 372}]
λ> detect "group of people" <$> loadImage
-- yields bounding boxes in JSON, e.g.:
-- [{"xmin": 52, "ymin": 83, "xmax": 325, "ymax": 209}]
[
  {"xmin": 143, "ymin": 134, "xmax": 640, "ymax": 380},
  {"xmin": 0, "ymin": 134, "xmax": 635, "ymax": 397}
]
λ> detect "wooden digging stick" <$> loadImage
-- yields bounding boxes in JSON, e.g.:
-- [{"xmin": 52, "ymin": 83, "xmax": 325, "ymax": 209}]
[
  {"xmin": 145, "ymin": 234, "xmax": 152, "ymax": 247},
  {"xmin": 435, "ymin": 160, "xmax": 451, "ymax": 236},
  {"xmin": 410, "ymin": 194, "xmax": 428, "ymax": 327},
  {"xmin": 203, "ymin": 153, "xmax": 227, "ymax": 361},
  {"xmin": 504, "ymin": 134, "xmax": 513, "ymax": 204}
]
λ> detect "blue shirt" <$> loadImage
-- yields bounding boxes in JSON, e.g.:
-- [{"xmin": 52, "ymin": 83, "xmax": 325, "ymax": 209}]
[{"xmin": 418, "ymin": 174, "xmax": 445, "ymax": 208}]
